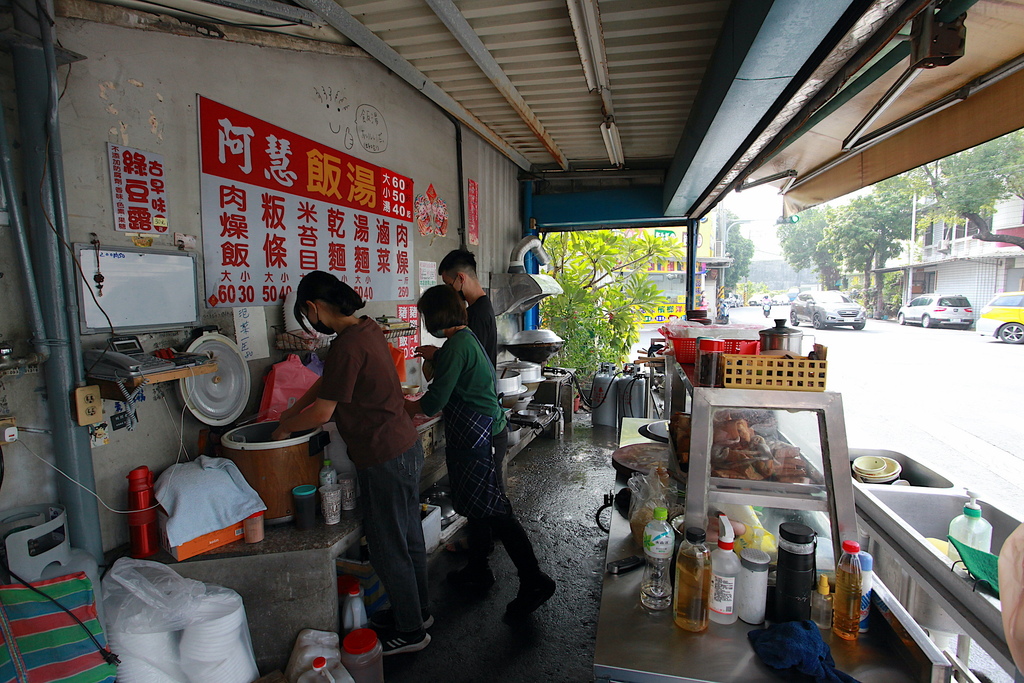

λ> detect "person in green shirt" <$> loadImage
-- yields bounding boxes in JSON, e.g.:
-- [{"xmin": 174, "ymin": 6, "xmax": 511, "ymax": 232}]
[{"xmin": 406, "ymin": 285, "xmax": 555, "ymax": 620}]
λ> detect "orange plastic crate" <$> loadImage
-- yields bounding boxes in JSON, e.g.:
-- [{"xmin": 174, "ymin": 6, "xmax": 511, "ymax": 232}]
[{"xmin": 668, "ymin": 337, "xmax": 759, "ymax": 363}]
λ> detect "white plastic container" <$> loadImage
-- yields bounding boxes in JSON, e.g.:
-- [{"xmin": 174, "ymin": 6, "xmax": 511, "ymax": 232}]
[
  {"xmin": 735, "ymin": 548, "xmax": 770, "ymax": 625},
  {"xmin": 709, "ymin": 513, "xmax": 741, "ymax": 625},
  {"xmin": 342, "ymin": 585, "xmax": 368, "ymax": 634},
  {"xmin": 285, "ymin": 629, "xmax": 341, "ymax": 683},
  {"xmin": 858, "ymin": 551, "xmax": 873, "ymax": 633},
  {"xmin": 341, "ymin": 629, "xmax": 383, "ymax": 683},
  {"xmin": 421, "ymin": 504, "xmax": 442, "ymax": 554},
  {"xmin": 947, "ymin": 490, "xmax": 993, "ymax": 561},
  {"xmin": 296, "ymin": 656, "xmax": 355, "ymax": 683}
]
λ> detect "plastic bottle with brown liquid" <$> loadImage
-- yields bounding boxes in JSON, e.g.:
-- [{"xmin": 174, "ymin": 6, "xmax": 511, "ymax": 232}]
[
  {"xmin": 832, "ymin": 540, "xmax": 863, "ymax": 641},
  {"xmin": 673, "ymin": 526, "xmax": 711, "ymax": 632}
]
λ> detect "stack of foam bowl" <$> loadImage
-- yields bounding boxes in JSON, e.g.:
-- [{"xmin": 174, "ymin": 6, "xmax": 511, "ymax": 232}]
[
  {"xmin": 852, "ymin": 455, "xmax": 902, "ymax": 484},
  {"xmin": 107, "ymin": 630, "xmax": 187, "ymax": 683},
  {"xmin": 179, "ymin": 592, "xmax": 258, "ymax": 683}
]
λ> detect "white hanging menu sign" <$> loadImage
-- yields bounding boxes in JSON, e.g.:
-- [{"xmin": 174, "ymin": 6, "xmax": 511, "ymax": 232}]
[
  {"xmin": 198, "ymin": 96, "xmax": 414, "ymax": 307},
  {"xmin": 233, "ymin": 306, "xmax": 270, "ymax": 361}
]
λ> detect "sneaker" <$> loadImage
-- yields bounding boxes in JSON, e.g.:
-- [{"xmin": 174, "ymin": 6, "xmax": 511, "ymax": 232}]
[
  {"xmin": 446, "ymin": 565, "xmax": 496, "ymax": 590},
  {"xmin": 380, "ymin": 627, "xmax": 430, "ymax": 655},
  {"xmin": 369, "ymin": 608, "xmax": 434, "ymax": 631},
  {"xmin": 505, "ymin": 573, "xmax": 556, "ymax": 619}
]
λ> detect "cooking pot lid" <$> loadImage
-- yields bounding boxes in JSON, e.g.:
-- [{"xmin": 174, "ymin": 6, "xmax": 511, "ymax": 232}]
[
  {"xmin": 179, "ymin": 333, "xmax": 250, "ymax": 426},
  {"xmin": 760, "ymin": 319, "xmax": 802, "ymax": 337},
  {"xmin": 510, "ymin": 329, "xmax": 563, "ymax": 344}
]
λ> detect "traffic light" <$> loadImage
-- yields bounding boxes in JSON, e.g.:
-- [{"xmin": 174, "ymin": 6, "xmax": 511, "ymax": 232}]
[{"xmin": 775, "ymin": 215, "xmax": 800, "ymax": 224}]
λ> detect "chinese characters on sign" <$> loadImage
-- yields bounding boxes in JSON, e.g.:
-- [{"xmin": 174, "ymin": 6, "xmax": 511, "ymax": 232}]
[
  {"xmin": 233, "ymin": 306, "xmax": 270, "ymax": 360},
  {"xmin": 198, "ymin": 96, "xmax": 414, "ymax": 307},
  {"xmin": 395, "ymin": 304, "xmax": 420, "ymax": 360},
  {"xmin": 467, "ymin": 179, "xmax": 479, "ymax": 246},
  {"xmin": 107, "ymin": 143, "xmax": 169, "ymax": 233}
]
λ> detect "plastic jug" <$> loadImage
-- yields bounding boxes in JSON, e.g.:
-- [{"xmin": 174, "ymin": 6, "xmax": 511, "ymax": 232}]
[
  {"xmin": 342, "ymin": 584, "xmax": 368, "ymax": 633},
  {"xmin": 296, "ymin": 656, "xmax": 355, "ymax": 683},
  {"xmin": 341, "ymin": 629, "xmax": 383, "ymax": 683},
  {"xmin": 286, "ymin": 629, "xmax": 342, "ymax": 683}
]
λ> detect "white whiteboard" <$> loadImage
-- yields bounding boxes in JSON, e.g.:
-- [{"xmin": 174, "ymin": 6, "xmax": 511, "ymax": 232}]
[{"xmin": 75, "ymin": 244, "xmax": 201, "ymax": 334}]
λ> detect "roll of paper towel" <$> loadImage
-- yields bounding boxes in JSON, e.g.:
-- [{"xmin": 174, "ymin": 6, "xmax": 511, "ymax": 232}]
[{"xmin": 283, "ymin": 288, "xmax": 301, "ymax": 332}]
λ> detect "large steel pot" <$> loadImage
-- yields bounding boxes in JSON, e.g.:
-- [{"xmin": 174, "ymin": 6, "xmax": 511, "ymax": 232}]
[
  {"xmin": 759, "ymin": 319, "xmax": 804, "ymax": 354},
  {"xmin": 495, "ymin": 371, "xmax": 523, "ymax": 397},
  {"xmin": 221, "ymin": 422, "xmax": 327, "ymax": 522},
  {"xmin": 505, "ymin": 329, "xmax": 564, "ymax": 364}
]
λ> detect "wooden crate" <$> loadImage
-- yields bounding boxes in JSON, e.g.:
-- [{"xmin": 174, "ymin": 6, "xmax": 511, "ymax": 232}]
[{"xmin": 721, "ymin": 355, "xmax": 827, "ymax": 392}]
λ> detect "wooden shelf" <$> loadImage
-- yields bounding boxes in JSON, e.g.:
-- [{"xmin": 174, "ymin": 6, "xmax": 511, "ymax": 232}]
[{"xmin": 90, "ymin": 362, "xmax": 219, "ymax": 400}]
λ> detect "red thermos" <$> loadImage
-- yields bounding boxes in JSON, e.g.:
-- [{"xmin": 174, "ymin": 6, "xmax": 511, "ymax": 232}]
[{"xmin": 127, "ymin": 466, "xmax": 159, "ymax": 558}]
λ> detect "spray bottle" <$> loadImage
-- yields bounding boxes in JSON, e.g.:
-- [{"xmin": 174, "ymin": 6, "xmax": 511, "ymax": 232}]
[{"xmin": 709, "ymin": 513, "xmax": 741, "ymax": 625}]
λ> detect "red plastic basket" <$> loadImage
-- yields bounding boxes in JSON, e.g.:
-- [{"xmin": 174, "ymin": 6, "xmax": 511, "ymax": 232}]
[{"xmin": 668, "ymin": 337, "xmax": 759, "ymax": 363}]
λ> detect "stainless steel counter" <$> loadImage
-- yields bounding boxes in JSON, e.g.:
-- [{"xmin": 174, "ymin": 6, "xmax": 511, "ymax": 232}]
[{"xmin": 594, "ymin": 487, "xmax": 950, "ymax": 683}]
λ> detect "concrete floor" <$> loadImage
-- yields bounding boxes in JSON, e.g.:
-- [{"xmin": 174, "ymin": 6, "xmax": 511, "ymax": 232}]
[{"xmin": 384, "ymin": 416, "xmax": 618, "ymax": 683}]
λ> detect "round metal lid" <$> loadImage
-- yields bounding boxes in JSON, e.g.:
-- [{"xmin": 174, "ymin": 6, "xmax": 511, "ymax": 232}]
[
  {"xmin": 179, "ymin": 333, "xmax": 250, "ymax": 426},
  {"xmin": 510, "ymin": 329, "xmax": 563, "ymax": 344}
]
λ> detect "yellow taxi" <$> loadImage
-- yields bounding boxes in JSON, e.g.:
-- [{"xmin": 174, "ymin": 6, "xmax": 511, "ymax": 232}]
[{"xmin": 978, "ymin": 291, "xmax": 1024, "ymax": 344}]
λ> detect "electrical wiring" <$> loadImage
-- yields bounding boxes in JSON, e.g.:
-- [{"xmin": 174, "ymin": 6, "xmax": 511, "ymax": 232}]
[{"xmin": 17, "ymin": 441, "xmax": 160, "ymax": 515}]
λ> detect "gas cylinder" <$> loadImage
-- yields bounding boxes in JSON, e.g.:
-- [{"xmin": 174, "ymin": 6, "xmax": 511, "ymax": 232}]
[
  {"xmin": 127, "ymin": 466, "xmax": 159, "ymax": 558},
  {"xmin": 613, "ymin": 365, "xmax": 647, "ymax": 427},
  {"xmin": 591, "ymin": 363, "xmax": 618, "ymax": 427}
]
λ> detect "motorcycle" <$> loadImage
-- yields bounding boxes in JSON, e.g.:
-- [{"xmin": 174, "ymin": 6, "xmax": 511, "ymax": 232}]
[{"xmin": 762, "ymin": 302, "xmax": 773, "ymax": 317}]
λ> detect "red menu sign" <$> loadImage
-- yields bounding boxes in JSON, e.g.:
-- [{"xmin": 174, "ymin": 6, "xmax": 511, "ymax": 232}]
[
  {"xmin": 198, "ymin": 96, "xmax": 414, "ymax": 307},
  {"xmin": 395, "ymin": 304, "xmax": 421, "ymax": 360},
  {"xmin": 107, "ymin": 143, "xmax": 169, "ymax": 233}
]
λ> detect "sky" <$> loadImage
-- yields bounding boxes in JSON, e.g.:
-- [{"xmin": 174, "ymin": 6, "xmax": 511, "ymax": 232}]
[{"xmin": 719, "ymin": 184, "xmax": 787, "ymax": 262}]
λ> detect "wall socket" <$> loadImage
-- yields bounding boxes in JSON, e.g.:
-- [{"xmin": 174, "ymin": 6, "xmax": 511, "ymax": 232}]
[
  {"xmin": 0, "ymin": 417, "xmax": 15, "ymax": 443},
  {"xmin": 73, "ymin": 387, "xmax": 104, "ymax": 426}
]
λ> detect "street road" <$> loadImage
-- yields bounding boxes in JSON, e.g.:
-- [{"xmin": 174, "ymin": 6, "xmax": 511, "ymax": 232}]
[{"xmin": 658, "ymin": 305, "xmax": 1024, "ymax": 520}]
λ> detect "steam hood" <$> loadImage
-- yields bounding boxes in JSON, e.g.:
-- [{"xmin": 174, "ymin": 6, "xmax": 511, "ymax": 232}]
[{"xmin": 488, "ymin": 273, "xmax": 562, "ymax": 315}]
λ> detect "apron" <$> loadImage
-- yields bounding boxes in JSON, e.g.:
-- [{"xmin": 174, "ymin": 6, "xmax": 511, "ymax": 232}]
[{"xmin": 441, "ymin": 330, "xmax": 511, "ymax": 518}]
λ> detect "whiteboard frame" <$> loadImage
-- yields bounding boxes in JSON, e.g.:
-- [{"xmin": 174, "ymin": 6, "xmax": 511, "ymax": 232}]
[{"xmin": 74, "ymin": 243, "xmax": 202, "ymax": 335}]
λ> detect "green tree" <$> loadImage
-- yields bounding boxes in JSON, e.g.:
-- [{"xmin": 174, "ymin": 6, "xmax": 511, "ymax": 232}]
[
  {"xmin": 917, "ymin": 130, "xmax": 1024, "ymax": 250},
  {"xmin": 541, "ymin": 230, "xmax": 683, "ymax": 374},
  {"xmin": 777, "ymin": 206, "xmax": 841, "ymax": 288},
  {"xmin": 723, "ymin": 225, "xmax": 754, "ymax": 290},
  {"xmin": 825, "ymin": 176, "xmax": 913, "ymax": 315}
]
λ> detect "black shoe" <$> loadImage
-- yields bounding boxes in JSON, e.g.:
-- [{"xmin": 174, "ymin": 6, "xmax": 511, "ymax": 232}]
[
  {"xmin": 379, "ymin": 627, "xmax": 430, "ymax": 655},
  {"xmin": 369, "ymin": 607, "xmax": 434, "ymax": 631},
  {"xmin": 446, "ymin": 565, "xmax": 496, "ymax": 590},
  {"xmin": 505, "ymin": 573, "xmax": 556, "ymax": 619}
]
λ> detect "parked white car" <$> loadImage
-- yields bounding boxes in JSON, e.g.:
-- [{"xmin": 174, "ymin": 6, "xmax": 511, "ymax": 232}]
[{"xmin": 897, "ymin": 294, "xmax": 975, "ymax": 329}]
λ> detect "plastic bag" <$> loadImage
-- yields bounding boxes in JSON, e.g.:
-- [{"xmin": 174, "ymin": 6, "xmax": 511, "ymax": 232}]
[
  {"xmin": 303, "ymin": 351, "xmax": 325, "ymax": 376},
  {"xmin": 259, "ymin": 354, "xmax": 320, "ymax": 421},
  {"xmin": 102, "ymin": 558, "xmax": 258, "ymax": 683},
  {"xmin": 627, "ymin": 467, "xmax": 683, "ymax": 547}
]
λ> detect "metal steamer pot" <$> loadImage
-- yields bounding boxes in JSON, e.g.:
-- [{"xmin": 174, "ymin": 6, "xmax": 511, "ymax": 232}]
[
  {"xmin": 499, "ymin": 361, "xmax": 543, "ymax": 398},
  {"xmin": 759, "ymin": 319, "xmax": 804, "ymax": 354},
  {"xmin": 220, "ymin": 422, "xmax": 328, "ymax": 522}
]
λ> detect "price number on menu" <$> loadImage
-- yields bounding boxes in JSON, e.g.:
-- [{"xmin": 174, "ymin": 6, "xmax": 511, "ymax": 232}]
[
  {"xmin": 353, "ymin": 285, "xmax": 373, "ymax": 301},
  {"xmin": 262, "ymin": 285, "xmax": 293, "ymax": 303},
  {"xmin": 218, "ymin": 284, "xmax": 256, "ymax": 304}
]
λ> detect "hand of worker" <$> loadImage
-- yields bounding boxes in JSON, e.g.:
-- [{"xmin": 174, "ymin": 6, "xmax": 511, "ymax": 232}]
[
  {"xmin": 403, "ymin": 398, "xmax": 422, "ymax": 418},
  {"xmin": 415, "ymin": 345, "xmax": 439, "ymax": 361},
  {"xmin": 271, "ymin": 424, "xmax": 292, "ymax": 441}
]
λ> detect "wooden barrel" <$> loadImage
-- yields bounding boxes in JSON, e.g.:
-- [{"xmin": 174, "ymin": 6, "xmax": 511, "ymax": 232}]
[{"xmin": 220, "ymin": 422, "xmax": 323, "ymax": 522}]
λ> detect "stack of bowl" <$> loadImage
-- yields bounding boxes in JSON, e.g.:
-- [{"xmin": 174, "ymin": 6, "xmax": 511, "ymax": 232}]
[
  {"xmin": 852, "ymin": 455, "xmax": 903, "ymax": 484},
  {"xmin": 495, "ymin": 371, "xmax": 526, "ymax": 409}
]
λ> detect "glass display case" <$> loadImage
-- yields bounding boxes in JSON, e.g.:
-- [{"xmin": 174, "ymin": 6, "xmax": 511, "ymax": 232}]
[{"xmin": 683, "ymin": 388, "xmax": 858, "ymax": 560}]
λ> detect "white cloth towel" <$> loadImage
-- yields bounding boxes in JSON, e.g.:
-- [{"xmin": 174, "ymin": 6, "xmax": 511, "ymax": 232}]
[{"xmin": 154, "ymin": 456, "xmax": 266, "ymax": 547}]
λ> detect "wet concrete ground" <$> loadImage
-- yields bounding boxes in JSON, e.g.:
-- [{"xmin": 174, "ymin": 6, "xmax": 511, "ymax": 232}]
[{"xmin": 385, "ymin": 416, "xmax": 619, "ymax": 683}]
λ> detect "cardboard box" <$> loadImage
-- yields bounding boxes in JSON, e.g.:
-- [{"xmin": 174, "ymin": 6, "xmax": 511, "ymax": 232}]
[{"xmin": 157, "ymin": 511, "xmax": 244, "ymax": 561}]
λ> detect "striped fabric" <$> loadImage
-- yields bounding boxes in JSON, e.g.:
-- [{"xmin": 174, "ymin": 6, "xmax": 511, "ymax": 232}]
[{"xmin": 0, "ymin": 572, "xmax": 116, "ymax": 683}]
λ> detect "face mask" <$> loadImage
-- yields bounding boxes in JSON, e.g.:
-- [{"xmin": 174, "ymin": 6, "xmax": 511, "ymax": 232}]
[
  {"xmin": 431, "ymin": 328, "xmax": 448, "ymax": 338},
  {"xmin": 311, "ymin": 320, "xmax": 335, "ymax": 335}
]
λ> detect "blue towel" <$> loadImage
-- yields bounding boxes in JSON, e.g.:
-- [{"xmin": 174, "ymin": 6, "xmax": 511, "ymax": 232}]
[
  {"xmin": 748, "ymin": 620, "xmax": 861, "ymax": 683},
  {"xmin": 154, "ymin": 455, "xmax": 266, "ymax": 546}
]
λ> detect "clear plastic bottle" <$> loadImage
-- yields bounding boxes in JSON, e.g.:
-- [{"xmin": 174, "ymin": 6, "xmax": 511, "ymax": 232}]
[
  {"xmin": 640, "ymin": 507, "xmax": 675, "ymax": 610},
  {"xmin": 832, "ymin": 540, "xmax": 863, "ymax": 640},
  {"xmin": 341, "ymin": 629, "xmax": 383, "ymax": 683},
  {"xmin": 709, "ymin": 513, "xmax": 741, "ymax": 625},
  {"xmin": 673, "ymin": 527, "xmax": 711, "ymax": 632},
  {"xmin": 947, "ymin": 490, "xmax": 993, "ymax": 562},
  {"xmin": 320, "ymin": 459, "xmax": 338, "ymax": 487},
  {"xmin": 811, "ymin": 573, "xmax": 832, "ymax": 630}
]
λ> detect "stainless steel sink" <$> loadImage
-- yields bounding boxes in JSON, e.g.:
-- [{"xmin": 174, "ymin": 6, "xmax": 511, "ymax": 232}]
[
  {"xmin": 855, "ymin": 484, "xmax": 1022, "ymax": 676},
  {"xmin": 849, "ymin": 448, "xmax": 954, "ymax": 488}
]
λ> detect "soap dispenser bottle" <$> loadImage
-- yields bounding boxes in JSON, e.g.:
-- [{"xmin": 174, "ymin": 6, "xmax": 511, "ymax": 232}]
[{"xmin": 947, "ymin": 490, "xmax": 993, "ymax": 562}]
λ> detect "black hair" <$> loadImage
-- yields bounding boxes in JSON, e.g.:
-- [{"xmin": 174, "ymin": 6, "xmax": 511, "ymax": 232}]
[
  {"xmin": 418, "ymin": 284, "xmax": 468, "ymax": 332},
  {"xmin": 438, "ymin": 249, "xmax": 478, "ymax": 278},
  {"xmin": 294, "ymin": 270, "xmax": 365, "ymax": 333}
]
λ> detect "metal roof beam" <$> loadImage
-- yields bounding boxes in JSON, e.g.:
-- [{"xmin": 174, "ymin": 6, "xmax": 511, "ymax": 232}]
[
  {"xmin": 292, "ymin": 0, "xmax": 533, "ymax": 172},
  {"xmin": 424, "ymin": 0, "xmax": 569, "ymax": 169}
]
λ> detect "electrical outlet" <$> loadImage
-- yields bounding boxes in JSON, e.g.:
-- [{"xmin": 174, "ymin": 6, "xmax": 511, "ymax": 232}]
[
  {"xmin": 73, "ymin": 386, "xmax": 104, "ymax": 426},
  {"xmin": 0, "ymin": 417, "xmax": 15, "ymax": 444}
]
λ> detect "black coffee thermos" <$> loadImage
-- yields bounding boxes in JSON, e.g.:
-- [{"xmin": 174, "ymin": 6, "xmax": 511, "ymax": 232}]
[{"xmin": 774, "ymin": 522, "xmax": 816, "ymax": 622}]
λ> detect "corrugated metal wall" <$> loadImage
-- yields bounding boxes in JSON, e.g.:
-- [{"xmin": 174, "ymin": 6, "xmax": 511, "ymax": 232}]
[
  {"xmin": 463, "ymin": 132, "xmax": 522, "ymax": 288},
  {"xmin": 933, "ymin": 259, "xmax": 1001, "ymax": 309}
]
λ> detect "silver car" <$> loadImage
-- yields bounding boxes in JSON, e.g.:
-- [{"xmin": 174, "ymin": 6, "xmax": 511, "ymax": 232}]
[
  {"xmin": 790, "ymin": 290, "xmax": 866, "ymax": 330},
  {"xmin": 897, "ymin": 294, "xmax": 975, "ymax": 329}
]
